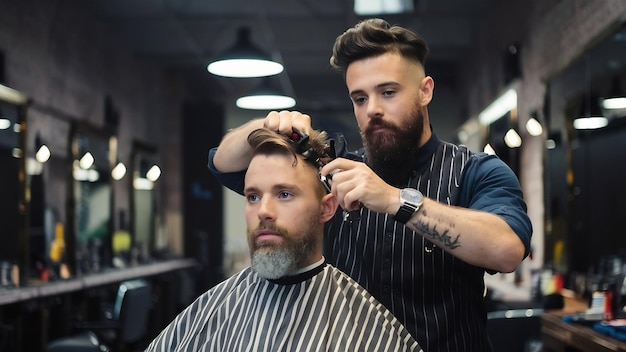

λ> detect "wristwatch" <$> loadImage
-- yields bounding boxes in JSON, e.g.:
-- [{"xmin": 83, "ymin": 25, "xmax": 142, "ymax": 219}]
[{"xmin": 393, "ymin": 188, "xmax": 423, "ymax": 224}]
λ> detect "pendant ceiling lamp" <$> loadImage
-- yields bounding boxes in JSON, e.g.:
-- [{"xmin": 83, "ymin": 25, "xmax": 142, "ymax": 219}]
[
  {"xmin": 207, "ymin": 27, "xmax": 284, "ymax": 78},
  {"xmin": 574, "ymin": 56, "xmax": 608, "ymax": 130},
  {"xmin": 601, "ymin": 76, "xmax": 626, "ymax": 110},
  {"xmin": 236, "ymin": 78, "xmax": 296, "ymax": 110},
  {"xmin": 574, "ymin": 93, "xmax": 608, "ymax": 130}
]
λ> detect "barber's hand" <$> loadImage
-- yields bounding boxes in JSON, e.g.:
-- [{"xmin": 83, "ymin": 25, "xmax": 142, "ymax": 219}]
[
  {"xmin": 321, "ymin": 158, "xmax": 399, "ymax": 214},
  {"xmin": 263, "ymin": 111, "xmax": 312, "ymax": 136}
]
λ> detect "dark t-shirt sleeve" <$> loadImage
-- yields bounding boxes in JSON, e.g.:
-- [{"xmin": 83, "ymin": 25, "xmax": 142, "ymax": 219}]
[
  {"xmin": 207, "ymin": 147, "xmax": 246, "ymax": 195},
  {"xmin": 460, "ymin": 152, "xmax": 533, "ymax": 258}
]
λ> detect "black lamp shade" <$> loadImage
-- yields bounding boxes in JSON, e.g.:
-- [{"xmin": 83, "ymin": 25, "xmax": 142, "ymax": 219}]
[{"xmin": 207, "ymin": 27, "xmax": 284, "ymax": 78}]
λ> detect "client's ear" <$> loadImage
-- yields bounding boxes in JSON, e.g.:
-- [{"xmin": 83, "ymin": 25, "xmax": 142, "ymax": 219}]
[{"xmin": 320, "ymin": 193, "xmax": 338, "ymax": 223}]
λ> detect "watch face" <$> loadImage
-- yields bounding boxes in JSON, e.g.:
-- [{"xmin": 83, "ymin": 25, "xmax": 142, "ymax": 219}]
[{"xmin": 401, "ymin": 188, "xmax": 423, "ymax": 205}]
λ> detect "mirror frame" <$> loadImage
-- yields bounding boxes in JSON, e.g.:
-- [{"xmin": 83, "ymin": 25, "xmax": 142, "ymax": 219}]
[
  {"xmin": 129, "ymin": 140, "xmax": 159, "ymax": 262},
  {"xmin": 0, "ymin": 83, "xmax": 28, "ymax": 285},
  {"xmin": 66, "ymin": 121, "xmax": 116, "ymax": 276}
]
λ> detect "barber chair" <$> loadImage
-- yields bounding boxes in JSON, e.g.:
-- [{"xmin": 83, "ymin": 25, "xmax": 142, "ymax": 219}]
[
  {"xmin": 47, "ymin": 279, "xmax": 153, "ymax": 352},
  {"xmin": 486, "ymin": 308, "xmax": 544, "ymax": 352}
]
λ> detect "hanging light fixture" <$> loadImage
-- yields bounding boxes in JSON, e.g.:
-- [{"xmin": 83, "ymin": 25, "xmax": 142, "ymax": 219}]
[
  {"xmin": 574, "ymin": 55, "xmax": 608, "ymax": 130},
  {"xmin": 601, "ymin": 76, "xmax": 626, "ymax": 110},
  {"xmin": 236, "ymin": 78, "xmax": 296, "ymax": 110},
  {"xmin": 207, "ymin": 27, "xmax": 284, "ymax": 78},
  {"xmin": 574, "ymin": 93, "xmax": 608, "ymax": 130}
]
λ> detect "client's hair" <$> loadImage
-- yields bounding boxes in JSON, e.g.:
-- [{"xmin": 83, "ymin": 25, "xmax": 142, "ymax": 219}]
[
  {"xmin": 247, "ymin": 128, "xmax": 331, "ymax": 168},
  {"xmin": 247, "ymin": 128, "xmax": 332, "ymax": 197}
]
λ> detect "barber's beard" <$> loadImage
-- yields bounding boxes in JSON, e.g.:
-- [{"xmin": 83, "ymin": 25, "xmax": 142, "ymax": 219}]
[
  {"xmin": 362, "ymin": 105, "xmax": 424, "ymax": 186},
  {"xmin": 249, "ymin": 221, "xmax": 318, "ymax": 280}
]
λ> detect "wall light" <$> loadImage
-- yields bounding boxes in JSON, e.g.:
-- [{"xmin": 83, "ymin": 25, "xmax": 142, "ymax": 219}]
[
  {"xmin": 79, "ymin": 152, "xmax": 94, "ymax": 169},
  {"xmin": 111, "ymin": 162, "xmax": 127, "ymax": 181},
  {"xmin": 478, "ymin": 88, "xmax": 517, "ymax": 125},
  {"xmin": 34, "ymin": 133, "xmax": 51, "ymax": 163},
  {"xmin": 35, "ymin": 145, "xmax": 51, "ymax": 163},
  {"xmin": 525, "ymin": 115, "xmax": 543, "ymax": 136},
  {"xmin": 207, "ymin": 27, "xmax": 284, "ymax": 78},
  {"xmin": 483, "ymin": 143, "xmax": 496, "ymax": 155},
  {"xmin": 146, "ymin": 164, "xmax": 161, "ymax": 182},
  {"xmin": 504, "ymin": 128, "xmax": 522, "ymax": 148}
]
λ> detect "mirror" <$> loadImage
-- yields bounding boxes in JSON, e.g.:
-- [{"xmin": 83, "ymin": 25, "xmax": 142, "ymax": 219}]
[
  {"xmin": 0, "ymin": 84, "xmax": 27, "ymax": 285},
  {"xmin": 26, "ymin": 110, "xmax": 71, "ymax": 282},
  {"xmin": 478, "ymin": 87, "xmax": 521, "ymax": 178},
  {"xmin": 129, "ymin": 141, "xmax": 161, "ymax": 262},
  {"xmin": 67, "ymin": 122, "xmax": 116, "ymax": 275},
  {"xmin": 545, "ymin": 23, "xmax": 626, "ymax": 275},
  {"xmin": 485, "ymin": 110, "xmax": 521, "ymax": 177}
]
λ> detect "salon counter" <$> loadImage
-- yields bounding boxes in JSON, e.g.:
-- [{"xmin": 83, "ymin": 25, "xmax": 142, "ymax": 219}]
[
  {"xmin": 542, "ymin": 294, "xmax": 626, "ymax": 352},
  {"xmin": 0, "ymin": 258, "xmax": 198, "ymax": 305},
  {"xmin": 0, "ymin": 258, "xmax": 199, "ymax": 351}
]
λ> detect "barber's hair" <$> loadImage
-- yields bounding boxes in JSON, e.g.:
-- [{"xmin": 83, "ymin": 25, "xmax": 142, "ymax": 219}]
[
  {"xmin": 330, "ymin": 18, "xmax": 429, "ymax": 73},
  {"xmin": 247, "ymin": 128, "xmax": 331, "ymax": 169}
]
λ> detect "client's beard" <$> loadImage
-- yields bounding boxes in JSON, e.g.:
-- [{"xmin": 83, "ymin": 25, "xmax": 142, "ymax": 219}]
[
  {"xmin": 252, "ymin": 250, "xmax": 297, "ymax": 280},
  {"xmin": 362, "ymin": 105, "xmax": 424, "ymax": 186},
  {"xmin": 249, "ymin": 223, "xmax": 317, "ymax": 280}
]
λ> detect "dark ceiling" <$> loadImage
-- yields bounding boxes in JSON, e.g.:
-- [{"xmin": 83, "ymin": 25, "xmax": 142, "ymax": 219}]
[{"xmin": 85, "ymin": 0, "xmax": 500, "ymax": 115}]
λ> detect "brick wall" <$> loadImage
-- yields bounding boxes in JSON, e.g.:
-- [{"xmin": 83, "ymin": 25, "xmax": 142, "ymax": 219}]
[{"xmin": 0, "ymin": 0, "xmax": 186, "ymax": 254}]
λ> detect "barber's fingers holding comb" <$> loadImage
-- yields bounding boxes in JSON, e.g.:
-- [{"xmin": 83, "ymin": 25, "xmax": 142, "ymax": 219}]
[{"xmin": 263, "ymin": 110, "xmax": 312, "ymax": 136}]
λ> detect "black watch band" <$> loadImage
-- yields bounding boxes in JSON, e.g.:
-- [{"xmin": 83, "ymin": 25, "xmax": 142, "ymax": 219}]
[
  {"xmin": 393, "ymin": 188, "xmax": 423, "ymax": 224},
  {"xmin": 393, "ymin": 205, "xmax": 416, "ymax": 224}
]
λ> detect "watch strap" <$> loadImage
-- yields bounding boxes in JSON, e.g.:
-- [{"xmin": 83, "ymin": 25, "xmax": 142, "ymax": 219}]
[{"xmin": 394, "ymin": 204, "xmax": 417, "ymax": 224}]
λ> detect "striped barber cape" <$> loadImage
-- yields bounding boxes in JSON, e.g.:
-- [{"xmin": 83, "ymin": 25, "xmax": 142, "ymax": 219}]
[{"xmin": 145, "ymin": 263, "xmax": 421, "ymax": 352}]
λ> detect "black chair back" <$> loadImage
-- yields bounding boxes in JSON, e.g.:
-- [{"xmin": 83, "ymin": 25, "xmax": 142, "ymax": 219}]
[
  {"xmin": 46, "ymin": 279, "xmax": 153, "ymax": 352},
  {"xmin": 116, "ymin": 279, "xmax": 153, "ymax": 344},
  {"xmin": 486, "ymin": 308, "xmax": 544, "ymax": 352}
]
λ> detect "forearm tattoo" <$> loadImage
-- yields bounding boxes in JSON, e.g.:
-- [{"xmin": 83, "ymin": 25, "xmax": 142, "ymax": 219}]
[{"xmin": 410, "ymin": 213, "xmax": 461, "ymax": 249}]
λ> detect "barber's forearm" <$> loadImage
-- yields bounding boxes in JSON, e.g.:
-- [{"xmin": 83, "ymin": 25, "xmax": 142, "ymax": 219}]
[
  {"xmin": 213, "ymin": 119, "xmax": 265, "ymax": 172},
  {"xmin": 405, "ymin": 199, "xmax": 525, "ymax": 272}
]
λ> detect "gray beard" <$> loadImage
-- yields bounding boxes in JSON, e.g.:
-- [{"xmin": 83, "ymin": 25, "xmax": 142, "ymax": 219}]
[{"xmin": 252, "ymin": 249, "xmax": 297, "ymax": 279}]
